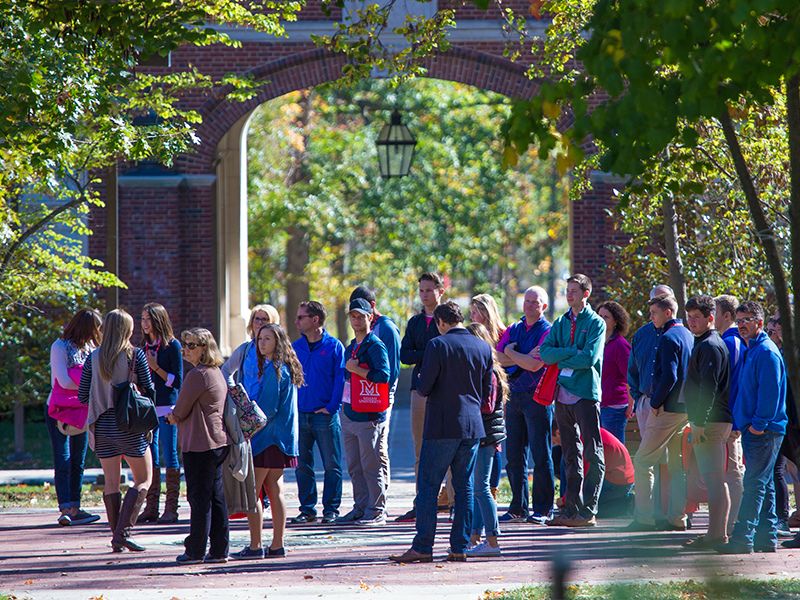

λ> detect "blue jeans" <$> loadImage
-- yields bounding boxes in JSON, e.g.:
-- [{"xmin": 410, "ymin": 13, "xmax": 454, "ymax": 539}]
[
  {"xmin": 471, "ymin": 444, "xmax": 500, "ymax": 537},
  {"xmin": 45, "ymin": 407, "xmax": 88, "ymax": 511},
  {"xmin": 490, "ymin": 448, "xmax": 502, "ymax": 489},
  {"xmin": 600, "ymin": 406, "xmax": 628, "ymax": 444},
  {"xmin": 295, "ymin": 411, "xmax": 343, "ymax": 517},
  {"xmin": 150, "ymin": 416, "xmax": 180, "ymax": 469},
  {"xmin": 731, "ymin": 430, "xmax": 783, "ymax": 547},
  {"xmin": 504, "ymin": 392, "xmax": 554, "ymax": 515},
  {"xmin": 413, "ymin": 438, "xmax": 479, "ymax": 555}
]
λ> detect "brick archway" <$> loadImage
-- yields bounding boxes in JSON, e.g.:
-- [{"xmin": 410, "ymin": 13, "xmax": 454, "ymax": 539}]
[{"xmin": 90, "ymin": 26, "xmax": 624, "ymax": 349}]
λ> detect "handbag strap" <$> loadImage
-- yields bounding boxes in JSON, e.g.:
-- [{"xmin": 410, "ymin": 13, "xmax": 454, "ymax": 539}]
[{"xmin": 235, "ymin": 341, "xmax": 251, "ymax": 386}]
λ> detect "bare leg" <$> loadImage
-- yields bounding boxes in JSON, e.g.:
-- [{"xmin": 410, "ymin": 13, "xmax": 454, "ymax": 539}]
[
  {"xmin": 246, "ymin": 468, "xmax": 269, "ymax": 550},
  {"xmin": 124, "ymin": 452, "xmax": 153, "ymax": 491},
  {"xmin": 264, "ymin": 469, "xmax": 287, "ymax": 550},
  {"xmin": 100, "ymin": 457, "xmax": 122, "ymax": 496}
]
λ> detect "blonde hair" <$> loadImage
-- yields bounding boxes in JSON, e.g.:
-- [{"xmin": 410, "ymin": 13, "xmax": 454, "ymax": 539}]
[
  {"xmin": 466, "ymin": 322, "xmax": 509, "ymax": 405},
  {"xmin": 470, "ymin": 293, "xmax": 506, "ymax": 345},
  {"xmin": 247, "ymin": 304, "xmax": 281, "ymax": 338},
  {"xmin": 256, "ymin": 323, "xmax": 305, "ymax": 387},
  {"xmin": 181, "ymin": 328, "xmax": 225, "ymax": 367},
  {"xmin": 98, "ymin": 309, "xmax": 134, "ymax": 382}
]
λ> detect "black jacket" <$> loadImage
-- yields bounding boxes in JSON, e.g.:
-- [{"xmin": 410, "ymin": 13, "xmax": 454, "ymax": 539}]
[
  {"xmin": 480, "ymin": 373, "xmax": 506, "ymax": 447},
  {"xmin": 685, "ymin": 330, "xmax": 731, "ymax": 426},
  {"xmin": 400, "ymin": 311, "xmax": 440, "ymax": 390},
  {"xmin": 417, "ymin": 328, "xmax": 491, "ymax": 440}
]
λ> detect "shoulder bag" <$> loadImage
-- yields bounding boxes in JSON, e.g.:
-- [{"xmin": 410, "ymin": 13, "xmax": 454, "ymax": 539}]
[
  {"xmin": 229, "ymin": 342, "xmax": 268, "ymax": 440},
  {"xmin": 114, "ymin": 354, "xmax": 158, "ymax": 434}
]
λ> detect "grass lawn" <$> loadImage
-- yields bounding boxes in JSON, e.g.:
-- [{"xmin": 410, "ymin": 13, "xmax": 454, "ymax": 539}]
[
  {"xmin": 0, "ymin": 483, "xmax": 106, "ymax": 509},
  {"xmin": 485, "ymin": 579, "xmax": 800, "ymax": 600}
]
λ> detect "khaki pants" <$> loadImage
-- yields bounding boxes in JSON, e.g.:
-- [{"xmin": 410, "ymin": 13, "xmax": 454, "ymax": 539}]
[
  {"xmin": 725, "ymin": 432, "xmax": 745, "ymax": 535},
  {"xmin": 692, "ymin": 422, "xmax": 733, "ymax": 540},
  {"xmin": 634, "ymin": 410, "xmax": 689, "ymax": 526}
]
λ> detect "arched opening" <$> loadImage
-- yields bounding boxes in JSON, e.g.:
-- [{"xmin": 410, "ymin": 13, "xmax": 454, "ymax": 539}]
[{"xmin": 214, "ymin": 75, "xmax": 571, "ymax": 353}]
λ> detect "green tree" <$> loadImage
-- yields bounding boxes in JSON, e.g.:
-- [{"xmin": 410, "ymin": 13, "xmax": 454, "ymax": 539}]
[{"xmin": 247, "ymin": 78, "xmax": 569, "ymax": 336}]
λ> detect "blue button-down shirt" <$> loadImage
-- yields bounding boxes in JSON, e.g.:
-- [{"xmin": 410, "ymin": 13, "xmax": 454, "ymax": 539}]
[{"xmin": 627, "ymin": 321, "xmax": 661, "ymax": 401}]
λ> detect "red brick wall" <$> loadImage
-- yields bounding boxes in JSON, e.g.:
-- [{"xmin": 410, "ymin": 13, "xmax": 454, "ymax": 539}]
[{"xmin": 91, "ymin": 34, "xmax": 622, "ymax": 337}]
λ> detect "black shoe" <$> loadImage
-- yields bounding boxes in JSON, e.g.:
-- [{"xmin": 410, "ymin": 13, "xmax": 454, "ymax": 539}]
[
  {"xmin": 754, "ymin": 544, "xmax": 777, "ymax": 553},
  {"xmin": 266, "ymin": 546, "xmax": 286, "ymax": 558},
  {"xmin": 203, "ymin": 554, "xmax": 229, "ymax": 563},
  {"xmin": 290, "ymin": 513, "xmax": 317, "ymax": 524},
  {"xmin": 176, "ymin": 553, "xmax": 204, "ymax": 564},
  {"xmin": 394, "ymin": 509, "xmax": 416, "ymax": 523},
  {"xmin": 446, "ymin": 548, "xmax": 467, "ymax": 562},
  {"xmin": 716, "ymin": 540, "xmax": 754, "ymax": 554},
  {"xmin": 782, "ymin": 535, "xmax": 800, "ymax": 549}
]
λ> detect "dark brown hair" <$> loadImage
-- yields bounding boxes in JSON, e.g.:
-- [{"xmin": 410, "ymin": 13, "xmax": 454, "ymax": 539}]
[
  {"xmin": 567, "ymin": 273, "xmax": 592, "ymax": 293},
  {"xmin": 299, "ymin": 301, "xmax": 327, "ymax": 326},
  {"xmin": 419, "ymin": 272, "xmax": 444, "ymax": 290},
  {"xmin": 62, "ymin": 308, "xmax": 102, "ymax": 348},
  {"xmin": 141, "ymin": 302, "xmax": 175, "ymax": 345},
  {"xmin": 433, "ymin": 300, "xmax": 464, "ymax": 325},
  {"xmin": 597, "ymin": 301, "xmax": 631, "ymax": 337}
]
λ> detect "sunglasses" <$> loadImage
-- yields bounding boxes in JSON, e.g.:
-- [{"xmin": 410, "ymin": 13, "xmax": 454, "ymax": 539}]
[
  {"xmin": 183, "ymin": 342, "xmax": 206, "ymax": 350},
  {"xmin": 735, "ymin": 316, "xmax": 758, "ymax": 325}
]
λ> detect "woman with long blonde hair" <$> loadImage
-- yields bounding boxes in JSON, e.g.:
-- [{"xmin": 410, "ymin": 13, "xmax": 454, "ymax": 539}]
[
  {"xmin": 469, "ymin": 294, "xmax": 507, "ymax": 346},
  {"xmin": 231, "ymin": 323, "xmax": 303, "ymax": 559},
  {"xmin": 465, "ymin": 322, "xmax": 508, "ymax": 557},
  {"xmin": 78, "ymin": 309, "xmax": 155, "ymax": 552}
]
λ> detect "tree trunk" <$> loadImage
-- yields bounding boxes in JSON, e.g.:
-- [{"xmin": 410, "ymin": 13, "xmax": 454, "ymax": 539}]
[
  {"xmin": 283, "ymin": 90, "xmax": 313, "ymax": 340},
  {"xmin": 719, "ymin": 106, "xmax": 800, "ymax": 421},
  {"xmin": 784, "ymin": 75, "xmax": 800, "ymax": 422},
  {"xmin": 285, "ymin": 226, "xmax": 310, "ymax": 340},
  {"xmin": 661, "ymin": 191, "xmax": 687, "ymax": 316}
]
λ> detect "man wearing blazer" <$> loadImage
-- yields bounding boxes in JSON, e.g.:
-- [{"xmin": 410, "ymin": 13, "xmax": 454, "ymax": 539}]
[{"xmin": 390, "ymin": 300, "xmax": 492, "ymax": 563}]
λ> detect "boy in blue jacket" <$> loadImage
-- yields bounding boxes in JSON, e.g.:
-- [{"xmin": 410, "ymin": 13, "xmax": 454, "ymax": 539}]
[{"xmin": 718, "ymin": 301, "xmax": 787, "ymax": 554}]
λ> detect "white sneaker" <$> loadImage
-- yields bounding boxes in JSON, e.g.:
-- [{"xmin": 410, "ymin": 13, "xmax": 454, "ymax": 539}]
[
  {"xmin": 354, "ymin": 515, "xmax": 386, "ymax": 526},
  {"xmin": 465, "ymin": 541, "xmax": 502, "ymax": 557}
]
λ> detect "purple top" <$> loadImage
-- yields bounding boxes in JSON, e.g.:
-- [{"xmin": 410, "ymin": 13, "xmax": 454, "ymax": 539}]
[{"xmin": 601, "ymin": 333, "xmax": 631, "ymax": 408}]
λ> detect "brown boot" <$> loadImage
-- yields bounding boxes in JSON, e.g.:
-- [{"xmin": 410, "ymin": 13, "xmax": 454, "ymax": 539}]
[
  {"xmin": 158, "ymin": 468, "xmax": 181, "ymax": 524},
  {"xmin": 103, "ymin": 492, "xmax": 122, "ymax": 540},
  {"xmin": 136, "ymin": 468, "xmax": 161, "ymax": 524},
  {"xmin": 112, "ymin": 487, "xmax": 147, "ymax": 552}
]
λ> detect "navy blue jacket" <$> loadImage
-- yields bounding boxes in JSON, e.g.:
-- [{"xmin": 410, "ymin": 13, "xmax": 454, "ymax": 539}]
[
  {"xmin": 372, "ymin": 314, "xmax": 401, "ymax": 390},
  {"xmin": 400, "ymin": 311, "xmax": 440, "ymax": 390},
  {"xmin": 145, "ymin": 338, "xmax": 183, "ymax": 407},
  {"xmin": 650, "ymin": 319, "xmax": 694, "ymax": 413},
  {"xmin": 343, "ymin": 332, "xmax": 391, "ymax": 423},
  {"xmin": 497, "ymin": 316, "xmax": 551, "ymax": 394},
  {"xmin": 628, "ymin": 322, "xmax": 661, "ymax": 402},
  {"xmin": 417, "ymin": 327, "xmax": 491, "ymax": 440},
  {"xmin": 292, "ymin": 330, "xmax": 346, "ymax": 414}
]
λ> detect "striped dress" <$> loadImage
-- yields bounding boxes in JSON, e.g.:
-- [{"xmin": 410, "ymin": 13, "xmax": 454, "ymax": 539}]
[{"xmin": 79, "ymin": 349, "xmax": 155, "ymax": 459}]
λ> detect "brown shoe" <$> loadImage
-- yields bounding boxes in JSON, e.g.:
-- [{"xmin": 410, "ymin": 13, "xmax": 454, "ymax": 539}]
[
  {"xmin": 546, "ymin": 514, "xmax": 572, "ymax": 527},
  {"xmin": 389, "ymin": 548, "xmax": 433, "ymax": 563},
  {"xmin": 560, "ymin": 515, "xmax": 596, "ymax": 528}
]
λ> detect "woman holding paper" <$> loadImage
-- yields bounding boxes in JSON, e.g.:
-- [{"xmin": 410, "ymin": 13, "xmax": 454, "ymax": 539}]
[{"xmin": 137, "ymin": 302, "xmax": 184, "ymax": 524}]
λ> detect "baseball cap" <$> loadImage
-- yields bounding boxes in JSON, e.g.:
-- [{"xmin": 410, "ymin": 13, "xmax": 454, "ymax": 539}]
[{"xmin": 348, "ymin": 298, "xmax": 372, "ymax": 316}]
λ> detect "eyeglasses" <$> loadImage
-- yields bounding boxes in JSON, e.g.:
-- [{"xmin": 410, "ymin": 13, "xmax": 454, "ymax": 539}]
[
  {"xmin": 183, "ymin": 342, "xmax": 206, "ymax": 350},
  {"xmin": 295, "ymin": 314, "xmax": 311, "ymax": 321},
  {"xmin": 253, "ymin": 317, "xmax": 269, "ymax": 323},
  {"xmin": 735, "ymin": 316, "xmax": 758, "ymax": 326}
]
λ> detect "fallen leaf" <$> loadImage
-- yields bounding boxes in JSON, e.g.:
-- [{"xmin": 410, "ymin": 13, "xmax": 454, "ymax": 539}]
[
  {"xmin": 489, "ymin": 576, "xmax": 504, "ymax": 581},
  {"xmin": 435, "ymin": 565, "xmax": 444, "ymax": 569},
  {"xmin": 304, "ymin": 575, "xmax": 314, "ymax": 580},
  {"xmin": 23, "ymin": 579, "xmax": 34, "ymax": 585},
  {"xmin": 359, "ymin": 580, "xmax": 371, "ymax": 591}
]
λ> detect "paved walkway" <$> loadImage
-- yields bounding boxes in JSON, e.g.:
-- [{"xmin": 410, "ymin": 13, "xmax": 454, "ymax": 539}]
[{"xmin": 2, "ymin": 396, "xmax": 799, "ymax": 598}]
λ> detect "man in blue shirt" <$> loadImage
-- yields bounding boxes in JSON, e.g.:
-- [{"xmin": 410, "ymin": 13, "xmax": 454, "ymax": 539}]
[
  {"xmin": 719, "ymin": 301, "xmax": 787, "ymax": 554},
  {"xmin": 338, "ymin": 298, "xmax": 391, "ymax": 526},
  {"xmin": 496, "ymin": 286, "xmax": 552, "ymax": 523},
  {"xmin": 350, "ymin": 285, "xmax": 401, "ymax": 503},
  {"xmin": 290, "ymin": 301, "xmax": 346, "ymax": 524}
]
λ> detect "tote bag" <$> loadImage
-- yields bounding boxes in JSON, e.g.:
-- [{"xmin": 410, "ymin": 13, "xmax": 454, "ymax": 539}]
[
  {"xmin": 114, "ymin": 357, "xmax": 158, "ymax": 434},
  {"xmin": 350, "ymin": 366, "xmax": 390, "ymax": 413},
  {"xmin": 48, "ymin": 365, "xmax": 89, "ymax": 432}
]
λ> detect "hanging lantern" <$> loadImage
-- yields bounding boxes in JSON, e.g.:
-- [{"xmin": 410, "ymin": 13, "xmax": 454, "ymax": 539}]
[{"xmin": 375, "ymin": 109, "xmax": 417, "ymax": 178}]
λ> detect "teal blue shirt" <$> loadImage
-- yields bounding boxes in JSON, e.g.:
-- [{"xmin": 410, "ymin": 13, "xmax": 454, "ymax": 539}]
[
  {"xmin": 539, "ymin": 304, "xmax": 606, "ymax": 402},
  {"xmin": 250, "ymin": 361, "xmax": 299, "ymax": 457}
]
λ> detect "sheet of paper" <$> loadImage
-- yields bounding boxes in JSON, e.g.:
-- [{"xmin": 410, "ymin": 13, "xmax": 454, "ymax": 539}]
[{"xmin": 560, "ymin": 368, "xmax": 574, "ymax": 377}]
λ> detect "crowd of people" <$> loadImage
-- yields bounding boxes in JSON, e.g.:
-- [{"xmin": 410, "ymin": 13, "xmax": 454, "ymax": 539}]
[{"xmin": 44, "ymin": 271, "xmax": 797, "ymax": 563}]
